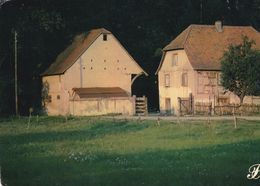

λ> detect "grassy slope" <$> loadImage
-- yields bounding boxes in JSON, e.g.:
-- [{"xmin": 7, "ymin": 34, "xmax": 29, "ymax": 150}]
[{"xmin": 0, "ymin": 117, "xmax": 260, "ymax": 186}]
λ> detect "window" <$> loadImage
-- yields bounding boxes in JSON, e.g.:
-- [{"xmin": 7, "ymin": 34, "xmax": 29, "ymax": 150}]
[
  {"xmin": 182, "ymin": 73, "xmax": 188, "ymax": 87},
  {"xmin": 172, "ymin": 54, "xmax": 178, "ymax": 66},
  {"xmin": 103, "ymin": 34, "xmax": 107, "ymax": 41},
  {"xmin": 165, "ymin": 74, "xmax": 170, "ymax": 87},
  {"xmin": 57, "ymin": 95, "xmax": 60, "ymax": 100}
]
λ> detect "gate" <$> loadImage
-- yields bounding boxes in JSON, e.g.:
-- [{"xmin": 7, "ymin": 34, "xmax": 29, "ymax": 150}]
[
  {"xmin": 135, "ymin": 96, "xmax": 148, "ymax": 116},
  {"xmin": 178, "ymin": 93, "xmax": 194, "ymax": 115}
]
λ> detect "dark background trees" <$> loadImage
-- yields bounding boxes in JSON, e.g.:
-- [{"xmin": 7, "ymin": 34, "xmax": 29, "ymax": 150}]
[{"xmin": 0, "ymin": 0, "xmax": 260, "ymax": 116}]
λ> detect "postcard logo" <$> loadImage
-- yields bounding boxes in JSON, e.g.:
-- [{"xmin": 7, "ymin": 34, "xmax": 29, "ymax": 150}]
[{"xmin": 247, "ymin": 164, "xmax": 260, "ymax": 180}]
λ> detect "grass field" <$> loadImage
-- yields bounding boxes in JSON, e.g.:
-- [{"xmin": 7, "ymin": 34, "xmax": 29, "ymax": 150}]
[{"xmin": 0, "ymin": 116, "xmax": 260, "ymax": 186}]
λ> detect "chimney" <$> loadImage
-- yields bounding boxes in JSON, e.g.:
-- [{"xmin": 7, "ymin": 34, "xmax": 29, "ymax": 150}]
[{"xmin": 215, "ymin": 21, "xmax": 223, "ymax": 32}]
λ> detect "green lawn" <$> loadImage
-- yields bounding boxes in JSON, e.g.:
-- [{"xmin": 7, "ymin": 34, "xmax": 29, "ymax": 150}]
[{"xmin": 0, "ymin": 116, "xmax": 260, "ymax": 186}]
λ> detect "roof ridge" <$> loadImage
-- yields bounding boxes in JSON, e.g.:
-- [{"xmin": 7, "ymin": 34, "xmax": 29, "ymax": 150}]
[
  {"xmin": 183, "ymin": 25, "xmax": 193, "ymax": 47},
  {"xmin": 189, "ymin": 24, "xmax": 254, "ymax": 29},
  {"xmin": 91, "ymin": 28, "xmax": 111, "ymax": 33}
]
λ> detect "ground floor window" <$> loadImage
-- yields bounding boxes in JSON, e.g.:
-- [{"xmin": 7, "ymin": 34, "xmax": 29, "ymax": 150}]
[{"xmin": 165, "ymin": 74, "xmax": 170, "ymax": 87}]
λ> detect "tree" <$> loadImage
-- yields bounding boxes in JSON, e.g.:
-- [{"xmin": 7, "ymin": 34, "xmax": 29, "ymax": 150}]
[{"xmin": 221, "ymin": 36, "xmax": 260, "ymax": 104}]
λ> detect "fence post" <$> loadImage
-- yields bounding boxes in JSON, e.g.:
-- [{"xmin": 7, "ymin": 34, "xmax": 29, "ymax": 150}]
[
  {"xmin": 189, "ymin": 93, "xmax": 194, "ymax": 115},
  {"xmin": 209, "ymin": 102, "xmax": 212, "ymax": 116},
  {"xmin": 133, "ymin": 95, "xmax": 136, "ymax": 115},
  {"xmin": 157, "ymin": 117, "xmax": 160, "ymax": 126},
  {"xmin": 144, "ymin": 95, "xmax": 148, "ymax": 116},
  {"xmin": 232, "ymin": 106, "xmax": 237, "ymax": 129}
]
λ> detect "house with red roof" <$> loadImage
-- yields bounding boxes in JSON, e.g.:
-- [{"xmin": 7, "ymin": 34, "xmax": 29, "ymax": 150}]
[
  {"xmin": 42, "ymin": 28, "xmax": 147, "ymax": 116},
  {"xmin": 156, "ymin": 21, "xmax": 260, "ymax": 115}
]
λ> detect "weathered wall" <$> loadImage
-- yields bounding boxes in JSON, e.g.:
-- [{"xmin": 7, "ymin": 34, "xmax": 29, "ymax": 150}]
[
  {"xmin": 194, "ymin": 71, "xmax": 260, "ymax": 105},
  {"xmin": 158, "ymin": 50, "xmax": 260, "ymax": 115},
  {"xmin": 70, "ymin": 97, "xmax": 135, "ymax": 116}
]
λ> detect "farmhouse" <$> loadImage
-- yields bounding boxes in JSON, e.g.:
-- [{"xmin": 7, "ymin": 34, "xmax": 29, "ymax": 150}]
[
  {"xmin": 42, "ymin": 28, "xmax": 147, "ymax": 116},
  {"xmin": 156, "ymin": 21, "xmax": 260, "ymax": 115}
]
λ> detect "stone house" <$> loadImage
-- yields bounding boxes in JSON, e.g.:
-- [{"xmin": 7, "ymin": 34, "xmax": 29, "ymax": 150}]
[{"xmin": 156, "ymin": 22, "xmax": 260, "ymax": 115}]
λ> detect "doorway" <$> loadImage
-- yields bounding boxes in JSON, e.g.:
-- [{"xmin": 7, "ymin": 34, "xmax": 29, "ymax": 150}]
[{"xmin": 165, "ymin": 98, "xmax": 171, "ymax": 114}]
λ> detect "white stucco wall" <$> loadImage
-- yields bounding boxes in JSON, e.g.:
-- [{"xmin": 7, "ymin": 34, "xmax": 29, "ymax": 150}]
[
  {"xmin": 158, "ymin": 50, "xmax": 195, "ymax": 114},
  {"xmin": 70, "ymin": 97, "xmax": 135, "ymax": 116},
  {"xmin": 64, "ymin": 34, "xmax": 143, "ymax": 95}
]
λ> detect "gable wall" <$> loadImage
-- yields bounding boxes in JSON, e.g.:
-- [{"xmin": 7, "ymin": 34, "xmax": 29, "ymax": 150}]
[
  {"xmin": 42, "ymin": 33, "xmax": 143, "ymax": 116},
  {"xmin": 63, "ymin": 34, "xmax": 143, "ymax": 95},
  {"xmin": 158, "ymin": 50, "xmax": 195, "ymax": 114}
]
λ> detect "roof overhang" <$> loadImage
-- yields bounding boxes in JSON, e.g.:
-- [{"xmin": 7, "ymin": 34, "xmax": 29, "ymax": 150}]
[{"xmin": 72, "ymin": 87, "xmax": 130, "ymax": 99}]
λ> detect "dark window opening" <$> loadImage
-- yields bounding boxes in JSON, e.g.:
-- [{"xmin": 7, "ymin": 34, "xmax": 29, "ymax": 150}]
[
  {"xmin": 103, "ymin": 34, "xmax": 107, "ymax": 41},
  {"xmin": 57, "ymin": 95, "xmax": 60, "ymax": 100},
  {"xmin": 47, "ymin": 95, "xmax": 52, "ymax": 103}
]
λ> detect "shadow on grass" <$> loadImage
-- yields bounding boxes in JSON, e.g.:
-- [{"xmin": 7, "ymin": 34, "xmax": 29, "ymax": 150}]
[
  {"xmin": 0, "ymin": 121, "xmax": 150, "ymax": 145},
  {"xmin": 1, "ymin": 139, "xmax": 260, "ymax": 186}
]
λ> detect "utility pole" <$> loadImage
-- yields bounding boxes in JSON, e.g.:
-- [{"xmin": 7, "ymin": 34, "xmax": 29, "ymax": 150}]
[
  {"xmin": 14, "ymin": 31, "xmax": 18, "ymax": 116},
  {"xmin": 200, "ymin": 0, "xmax": 203, "ymax": 23}
]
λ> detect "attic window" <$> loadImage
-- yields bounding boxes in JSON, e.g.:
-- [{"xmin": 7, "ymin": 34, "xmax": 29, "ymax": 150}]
[
  {"xmin": 103, "ymin": 34, "xmax": 107, "ymax": 41},
  {"xmin": 172, "ymin": 54, "xmax": 178, "ymax": 66}
]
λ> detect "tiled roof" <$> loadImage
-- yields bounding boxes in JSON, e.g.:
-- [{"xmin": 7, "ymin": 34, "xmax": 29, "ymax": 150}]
[
  {"xmin": 156, "ymin": 24, "xmax": 260, "ymax": 73},
  {"xmin": 72, "ymin": 87, "xmax": 129, "ymax": 98},
  {"xmin": 42, "ymin": 28, "xmax": 111, "ymax": 76}
]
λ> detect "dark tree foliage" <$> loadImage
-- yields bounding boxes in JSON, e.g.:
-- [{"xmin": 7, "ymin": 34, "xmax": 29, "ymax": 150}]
[
  {"xmin": 0, "ymin": 0, "xmax": 260, "ymax": 115},
  {"xmin": 221, "ymin": 36, "xmax": 260, "ymax": 104}
]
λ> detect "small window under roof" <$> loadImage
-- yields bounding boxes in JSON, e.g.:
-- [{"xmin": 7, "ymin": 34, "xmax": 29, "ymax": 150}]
[{"xmin": 103, "ymin": 34, "xmax": 107, "ymax": 41}]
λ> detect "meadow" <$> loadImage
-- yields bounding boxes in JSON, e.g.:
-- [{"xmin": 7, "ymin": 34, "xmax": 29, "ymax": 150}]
[{"xmin": 0, "ymin": 116, "xmax": 260, "ymax": 186}]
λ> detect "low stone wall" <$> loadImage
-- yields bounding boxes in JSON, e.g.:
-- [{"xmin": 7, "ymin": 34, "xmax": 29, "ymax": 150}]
[{"xmin": 69, "ymin": 97, "xmax": 135, "ymax": 116}]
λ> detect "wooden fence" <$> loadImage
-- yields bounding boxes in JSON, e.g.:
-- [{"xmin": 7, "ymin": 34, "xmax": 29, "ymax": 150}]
[
  {"xmin": 194, "ymin": 102, "xmax": 260, "ymax": 115},
  {"xmin": 178, "ymin": 93, "xmax": 194, "ymax": 115},
  {"xmin": 135, "ymin": 96, "xmax": 148, "ymax": 116}
]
